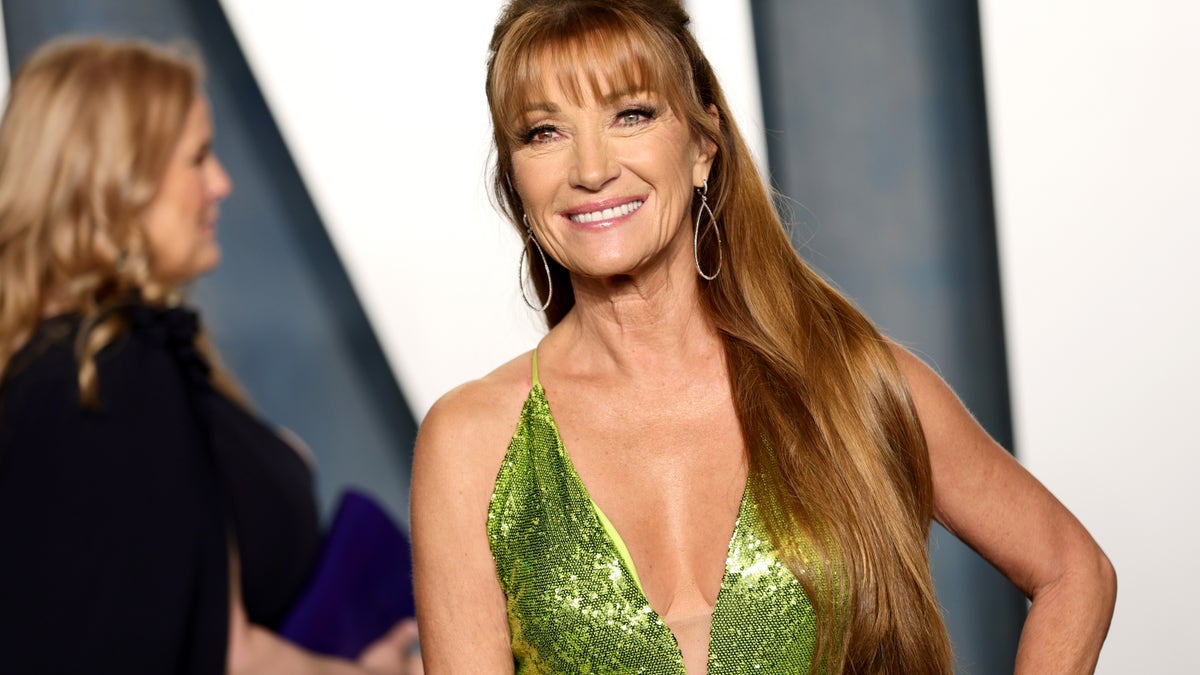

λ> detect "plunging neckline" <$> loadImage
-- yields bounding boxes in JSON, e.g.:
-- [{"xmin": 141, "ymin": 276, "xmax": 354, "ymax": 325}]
[
  {"xmin": 530, "ymin": 379, "xmax": 750, "ymax": 672},
  {"xmin": 488, "ymin": 353, "xmax": 821, "ymax": 672}
]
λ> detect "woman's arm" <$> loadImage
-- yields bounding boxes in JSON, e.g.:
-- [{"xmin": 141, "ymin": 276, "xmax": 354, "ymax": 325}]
[
  {"xmin": 225, "ymin": 547, "xmax": 421, "ymax": 675},
  {"xmin": 410, "ymin": 381, "xmax": 519, "ymax": 673},
  {"xmin": 891, "ymin": 344, "xmax": 1116, "ymax": 674}
]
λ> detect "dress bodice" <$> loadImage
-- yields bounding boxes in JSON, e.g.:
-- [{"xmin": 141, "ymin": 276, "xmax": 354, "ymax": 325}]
[{"xmin": 486, "ymin": 354, "xmax": 819, "ymax": 673}]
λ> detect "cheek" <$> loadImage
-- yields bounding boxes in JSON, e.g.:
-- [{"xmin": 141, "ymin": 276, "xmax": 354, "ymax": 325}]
[
  {"xmin": 141, "ymin": 201, "xmax": 205, "ymax": 279},
  {"xmin": 513, "ymin": 156, "xmax": 563, "ymax": 205},
  {"xmin": 144, "ymin": 216, "xmax": 186, "ymax": 266},
  {"xmin": 625, "ymin": 140, "xmax": 694, "ymax": 193},
  {"xmin": 175, "ymin": 181, "xmax": 205, "ymax": 217},
  {"xmin": 142, "ymin": 199, "xmax": 173, "ymax": 244}
]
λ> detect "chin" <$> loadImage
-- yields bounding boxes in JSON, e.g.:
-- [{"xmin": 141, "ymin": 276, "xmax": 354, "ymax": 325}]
[
  {"xmin": 196, "ymin": 249, "xmax": 221, "ymax": 277},
  {"xmin": 180, "ymin": 247, "xmax": 222, "ymax": 284}
]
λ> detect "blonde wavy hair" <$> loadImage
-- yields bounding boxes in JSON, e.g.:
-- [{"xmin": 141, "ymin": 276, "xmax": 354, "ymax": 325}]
[
  {"xmin": 0, "ymin": 37, "xmax": 239, "ymax": 406},
  {"xmin": 487, "ymin": 1, "xmax": 954, "ymax": 672}
]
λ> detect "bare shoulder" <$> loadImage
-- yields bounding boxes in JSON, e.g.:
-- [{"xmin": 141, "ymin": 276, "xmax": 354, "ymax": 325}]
[
  {"xmin": 413, "ymin": 351, "xmax": 535, "ymax": 505},
  {"xmin": 886, "ymin": 340, "xmax": 939, "ymax": 391},
  {"xmin": 418, "ymin": 352, "xmax": 533, "ymax": 457},
  {"xmin": 885, "ymin": 339, "xmax": 962, "ymax": 428}
]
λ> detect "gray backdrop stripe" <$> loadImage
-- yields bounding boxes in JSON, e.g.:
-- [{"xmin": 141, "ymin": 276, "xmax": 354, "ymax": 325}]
[
  {"xmin": 750, "ymin": 0, "xmax": 1024, "ymax": 671},
  {"xmin": 2, "ymin": 0, "xmax": 418, "ymax": 526}
]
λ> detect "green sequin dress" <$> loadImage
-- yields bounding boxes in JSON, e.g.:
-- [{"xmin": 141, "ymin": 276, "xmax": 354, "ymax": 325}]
[{"xmin": 487, "ymin": 353, "xmax": 818, "ymax": 674}]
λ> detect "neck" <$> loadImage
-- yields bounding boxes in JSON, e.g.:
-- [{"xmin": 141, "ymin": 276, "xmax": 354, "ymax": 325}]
[{"xmin": 553, "ymin": 249, "xmax": 722, "ymax": 379}]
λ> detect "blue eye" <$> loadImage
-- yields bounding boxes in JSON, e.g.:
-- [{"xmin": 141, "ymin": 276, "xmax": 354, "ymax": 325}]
[{"xmin": 615, "ymin": 107, "xmax": 656, "ymax": 127}]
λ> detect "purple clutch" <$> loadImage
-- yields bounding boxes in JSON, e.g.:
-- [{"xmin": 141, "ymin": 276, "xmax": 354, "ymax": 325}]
[{"xmin": 279, "ymin": 489, "xmax": 415, "ymax": 658}]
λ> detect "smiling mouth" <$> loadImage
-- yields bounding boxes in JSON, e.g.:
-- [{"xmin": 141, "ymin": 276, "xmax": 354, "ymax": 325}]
[{"xmin": 568, "ymin": 200, "xmax": 644, "ymax": 224}]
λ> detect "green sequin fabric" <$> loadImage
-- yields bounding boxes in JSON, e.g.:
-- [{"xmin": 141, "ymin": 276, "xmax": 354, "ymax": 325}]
[{"xmin": 487, "ymin": 383, "xmax": 819, "ymax": 673}]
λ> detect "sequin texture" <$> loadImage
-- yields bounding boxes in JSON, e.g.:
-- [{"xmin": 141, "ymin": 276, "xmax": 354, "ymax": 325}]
[{"xmin": 487, "ymin": 384, "xmax": 819, "ymax": 673}]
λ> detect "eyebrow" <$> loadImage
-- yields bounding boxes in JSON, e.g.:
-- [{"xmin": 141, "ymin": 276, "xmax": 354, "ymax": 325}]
[
  {"xmin": 602, "ymin": 88, "xmax": 646, "ymax": 103},
  {"xmin": 522, "ymin": 101, "xmax": 560, "ymax": 113}
]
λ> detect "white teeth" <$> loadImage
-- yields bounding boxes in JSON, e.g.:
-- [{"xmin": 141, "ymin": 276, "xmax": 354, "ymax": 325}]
[{"xmin": 569, "ymin": 200, "xmax": 644, "ymax": 224}]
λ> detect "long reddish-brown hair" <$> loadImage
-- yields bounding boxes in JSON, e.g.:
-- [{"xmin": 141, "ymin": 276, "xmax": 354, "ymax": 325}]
[
  {"xmin": 487, "ymin": 1, "xmax": 954, "ymax": 672},
  {"xmin": 0, "ymin": 38, "xmax": 242, "ymax": 406}
]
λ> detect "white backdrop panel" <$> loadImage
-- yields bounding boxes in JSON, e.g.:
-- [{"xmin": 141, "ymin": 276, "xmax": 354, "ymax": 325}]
[{"xmin": 980, "ymin": 2, "xmax": 1200, "ymax": 672}]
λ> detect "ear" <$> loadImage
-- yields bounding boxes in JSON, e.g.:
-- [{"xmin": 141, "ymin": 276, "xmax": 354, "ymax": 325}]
[{"xmin": 693, "ymin": 104, "xmax": 720, "ymax": 187}]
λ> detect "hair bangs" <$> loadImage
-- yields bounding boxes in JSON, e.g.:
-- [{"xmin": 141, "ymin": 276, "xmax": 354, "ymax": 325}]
[{"xmin": 490, "ymin": 7, "xmax": 695, "ymax": 145}]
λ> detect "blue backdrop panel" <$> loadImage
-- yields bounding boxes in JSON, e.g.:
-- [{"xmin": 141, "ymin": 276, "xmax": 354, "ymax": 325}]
[
  {"xmin": 750, "ymin": 1, "xmax": 1024, "ymax": 672},
  {"xmin": 3, "ymin": 0, "xmax": 417, "ymax": 526}
]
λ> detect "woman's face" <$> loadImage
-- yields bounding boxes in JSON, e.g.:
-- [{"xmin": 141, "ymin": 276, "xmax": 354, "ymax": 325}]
[
  {"xmin": 141, "ymin": 96, "xmax": 231, "ymax": 284},
  {"xmin": 510, "ymin": 75, "xmax": 715, "ymax": 281}
]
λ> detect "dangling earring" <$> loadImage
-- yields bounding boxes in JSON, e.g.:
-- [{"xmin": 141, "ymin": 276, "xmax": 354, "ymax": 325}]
[
  {"xmin": 519, "ymin": 214, "xmax": 553, "ymax": 311},
  {"xmin": 693, "ymin": 179, "xmax": 722, "ymax": 280}
]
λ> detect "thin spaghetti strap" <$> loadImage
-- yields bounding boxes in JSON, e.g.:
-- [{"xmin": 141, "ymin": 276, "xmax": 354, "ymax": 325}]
[{"xmin": 531, "ymin": 349, "xmax": 541, "ymax": 387}]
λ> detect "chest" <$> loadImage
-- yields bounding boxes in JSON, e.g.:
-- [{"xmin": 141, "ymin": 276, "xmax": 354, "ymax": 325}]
[
  {"xmin": 487, "ymin": 389, "xmax": 819, "ymax": 673},
  {"xmin": 547, "ymin": 376, "xmax": 745, "ymax": 499}
]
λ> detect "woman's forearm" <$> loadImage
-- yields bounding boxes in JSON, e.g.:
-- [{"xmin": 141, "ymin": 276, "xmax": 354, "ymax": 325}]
[{"xmin": 228, "ymin": 624, "xmax": 371, "ymax": 675}]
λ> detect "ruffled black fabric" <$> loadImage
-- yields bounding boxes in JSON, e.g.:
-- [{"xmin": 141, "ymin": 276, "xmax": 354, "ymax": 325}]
[{"xmin": 126, "ymin": 301, "xmax": 212, "ymax": 389}]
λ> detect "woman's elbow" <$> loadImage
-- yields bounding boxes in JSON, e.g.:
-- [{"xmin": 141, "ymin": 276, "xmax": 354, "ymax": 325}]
[
  {"xmin": 1093, "ymin": 546, "xmax": 1118, "ymax": 619},
  {"xmin": 1060, "ymin": 538, "xmax": 1118, "ymax": 626},
  {"xmin": 1035, "ymin": 535, "xmax": 1117, "ymax": 624}
]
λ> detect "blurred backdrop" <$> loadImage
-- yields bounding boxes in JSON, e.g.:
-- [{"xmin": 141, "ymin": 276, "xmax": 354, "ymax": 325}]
[{"xmin": 2, "ymin": 1, "xmax": 1195, "ymax": 672}]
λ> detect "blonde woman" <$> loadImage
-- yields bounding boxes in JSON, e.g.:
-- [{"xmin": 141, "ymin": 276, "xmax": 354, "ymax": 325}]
[
  {"xmin": 411, "ymin": 1, "xmax": 1116, "ymax": 673},
  {"xmin": 0, "ymin": 39, "xmax": 418, "ymax": 674}
]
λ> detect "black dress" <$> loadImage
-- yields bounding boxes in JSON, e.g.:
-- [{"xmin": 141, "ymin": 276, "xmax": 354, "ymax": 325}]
[{"xmin": 0, "ymin": 305, "xmax": 321, "ymax": 674}]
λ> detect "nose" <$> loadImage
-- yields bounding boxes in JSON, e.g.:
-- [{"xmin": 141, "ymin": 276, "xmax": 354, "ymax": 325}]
[
  {"xmin": 207, "ymin": 155, "xmax": 233, "ymax": 202},
  {"xmin": 568, "ymin": 130, "xmax": 619, "ymax": 191}
]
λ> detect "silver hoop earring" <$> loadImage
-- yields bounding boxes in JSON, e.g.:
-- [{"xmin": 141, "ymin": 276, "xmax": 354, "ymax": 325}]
[
  {"xmin": 519, "ymin": 214, "xmax": 553, "ymax": 312},
  {"xmin": 693, "ymin": 179, "xmax": 722, "ymax": 280}
]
